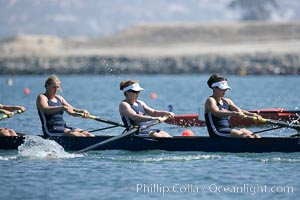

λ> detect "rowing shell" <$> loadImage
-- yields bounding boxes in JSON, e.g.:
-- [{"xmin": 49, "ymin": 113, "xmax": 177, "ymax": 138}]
[
  {"xmin": 1, "ymin": 134, "xmax": 300, "ymax": 153},
  {"xmin": 165, "ymin": 108, "xmax": 299, "ymax": 127}
]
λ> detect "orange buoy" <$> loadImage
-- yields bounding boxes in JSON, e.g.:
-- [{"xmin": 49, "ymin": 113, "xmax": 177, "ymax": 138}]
[
  {"xmin": 24, "ymin": 88, "xmax": 31, "ymax": 95},
  {"xmin": 150, "ymin": 93, "xmax": 157, "ymax": 99},
  {"xmin": 182, "ymin": 130, "xmax": 195, "ymax": 136}
]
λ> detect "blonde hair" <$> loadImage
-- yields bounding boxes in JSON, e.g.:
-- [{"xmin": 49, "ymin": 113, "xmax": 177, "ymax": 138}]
[{"xmin": 45, "ymin": 75, "xmax": 61, "ymax": 87}]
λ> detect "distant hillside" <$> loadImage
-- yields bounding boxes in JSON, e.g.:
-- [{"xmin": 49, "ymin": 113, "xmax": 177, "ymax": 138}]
[
  {"xmin": 1, "ymin": 22, "xmax": 300, "ymax": 75},
  {"xmin": 90, "ymin": 22, "xmax": 300, "ymax": 47},
  {"xmin": 1, "ymin": 22, "xmax": 300, "ymax": 58},
  {"xmin": 62, "ymin": 22, "xmax": 300, "ymax": 58}
]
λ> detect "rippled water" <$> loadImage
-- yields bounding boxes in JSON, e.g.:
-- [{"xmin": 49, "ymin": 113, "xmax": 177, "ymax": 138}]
[{"xmin": 0, "ymin": 74, "xmax": 299, "ymax": 200}]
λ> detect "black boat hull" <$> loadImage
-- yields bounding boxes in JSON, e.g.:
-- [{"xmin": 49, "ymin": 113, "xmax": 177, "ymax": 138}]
[{"xmin": 1, "ymin": 135, "xmax": 300, "ymax": 153}]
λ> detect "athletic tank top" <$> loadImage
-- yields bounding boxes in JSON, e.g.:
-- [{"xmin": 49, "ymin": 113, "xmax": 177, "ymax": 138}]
[
  {"xmin": 121, "ymin": 100, "xmax": 148, "ymax": 128},
  {"xmin": 205, "ymin": 98, "xmax": 232, "ymax": 137},
  {"xmin": 38, "ymin": 95, "xmax": 67, "ymax": 136}
]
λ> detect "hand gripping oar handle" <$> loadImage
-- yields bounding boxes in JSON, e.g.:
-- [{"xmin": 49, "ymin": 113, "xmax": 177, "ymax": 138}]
[
  {"xmin": 76, "ymin": 114, "xmax": 172, "ymax": 153},
  {"xmin": 74, "ymin": 112, "xmax": 125, "ymax": 127},
  {"xmin": 243, "ymin": 115, "xmax": 300, "ymax": 130},
  {"xmin": 0, "ymin": 110, "xmax": 24, "ymax": 121}
]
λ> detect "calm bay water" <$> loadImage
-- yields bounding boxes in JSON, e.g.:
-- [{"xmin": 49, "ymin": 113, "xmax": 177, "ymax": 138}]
[{"xmin": 0, "ymin": 74, "xmax": 299, "ymax": 200}]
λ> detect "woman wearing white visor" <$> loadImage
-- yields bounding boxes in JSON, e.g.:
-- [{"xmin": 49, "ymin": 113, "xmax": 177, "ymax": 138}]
[
  {"xmin": 204, "ymin": 74, "xmax": 261, "ymax": 138},
  {"xmin": 119, "ymin": 80, "xmax": 173, "ymax": 137}
]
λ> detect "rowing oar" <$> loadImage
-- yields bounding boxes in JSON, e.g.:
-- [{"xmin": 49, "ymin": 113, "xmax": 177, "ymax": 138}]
[
  {"xmin": 242, "ymin": 115, "xmax": 300, "ymax": 130},
  {"xmin": 253, "ymin": 110, "xmax": 300, "ymax": 114},
  {"xmin": 74, "ymin": 112, "xmax": 125, "ymax": 127},
  {"xmin": 88, "ymin": 125, "xmax": 120, "ymax": 133},
  {"xmin": 0, "ymin": 110, "xmax": 24, "ymax": 121},
  {"xmin": 253, "ymin": 126, "xmax": 284, "ymax": 134},
  {"xmin": 76, "ymin": 114, "xmax": 172, "ymax": 154}
]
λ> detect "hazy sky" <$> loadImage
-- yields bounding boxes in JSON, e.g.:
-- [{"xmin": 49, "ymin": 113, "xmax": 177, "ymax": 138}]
[{"xmin": 0, "ymin": 0, "xmax": 299, "ymax": 39}]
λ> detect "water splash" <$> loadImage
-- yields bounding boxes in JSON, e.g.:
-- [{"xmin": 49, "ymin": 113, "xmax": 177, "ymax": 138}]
[
  {"xmin": 0, "ymin": 155, "xmax": 18, "ymax": 160},
  {"xmin": 17, "ymin": 135, "xmax": 83, "ymax": 160}
]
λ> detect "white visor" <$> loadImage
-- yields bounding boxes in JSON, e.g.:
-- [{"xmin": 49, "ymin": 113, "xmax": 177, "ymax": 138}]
[
  {"xmin": 123, "ymin": 83, "xmax": 145, "ymax": 92},
  {"xmin": 211, "ymin": 81, "xmax": 231, "ymax": 90}
]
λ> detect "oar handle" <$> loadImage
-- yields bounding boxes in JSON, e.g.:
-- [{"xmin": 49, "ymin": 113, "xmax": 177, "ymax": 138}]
[
  {"xmin": 156, "ymin": 114, "xmax": 172, "ymax": 125},
  {"xmin": 0, "ymin": 109, "xmax": 24, "ymax": 121},
  {"xmin": 242, "ymin": 115, "xmax": 267, "ymax": 123},
  {"xmin": 162, "ymin": 114, "xmax": 172, "ymax": 121},
  {"xmin": 243, "ymin": 115, "xmax": 300, "ymax": 130},
  {"xmin": 73, "ymin": 112, "xmax": 86, "ymax": 117}
]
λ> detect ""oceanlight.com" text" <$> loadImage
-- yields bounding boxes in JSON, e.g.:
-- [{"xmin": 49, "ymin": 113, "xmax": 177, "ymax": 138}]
[{"xmin": 128, "ymin": 183, "xmax": 294, "ymax": 196}]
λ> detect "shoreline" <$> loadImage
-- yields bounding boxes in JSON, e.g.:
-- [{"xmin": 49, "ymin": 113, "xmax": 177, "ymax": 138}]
[
  {"xmin": 0, "ymin": 52, "xmax": 299, "ymax": 75},
  {"xmin": 1, "ymin": 22, "xmax": 300, "ymax": 75}
]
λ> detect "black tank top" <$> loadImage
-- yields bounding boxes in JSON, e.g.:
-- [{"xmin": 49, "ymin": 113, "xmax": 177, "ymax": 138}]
[
  {"xmin": 121, "ymin": 100, "xmax": 148, "ymax": 128},
  {"xmin": 38, "ymin": 95, "xmax": 67, "ymax": 135},
  {"xmin": 205, "ymin": 98, "xmax": 232, "ymax": 137}
]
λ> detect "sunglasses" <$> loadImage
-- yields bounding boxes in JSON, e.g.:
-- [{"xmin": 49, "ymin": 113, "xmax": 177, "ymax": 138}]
[{"xmin": 128, "ymin": 90, "xmax": 140, "ymax": 94}]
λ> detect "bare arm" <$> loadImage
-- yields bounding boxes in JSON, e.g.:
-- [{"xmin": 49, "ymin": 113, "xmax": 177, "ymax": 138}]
[
  {"xmin": 240, "ymin": 109, "xmax": 262, "ymax": 119},
  {"xmin": 36, "ymin": 94, "xmax": 66, "ymax": 115},
  {"xmin": 228, "ymin": 99, "xmax": 262, "ymax": 118},
  {"xmin": 62, "ymin": 98, "xmax": 90, "ymax": 117},
  {"xmin": 36, "ymin": 94, "xmax": 90, "ymax": 118},
  {"xmin": 205, "ymin": 97, "xmax": 242, "ymax": 118},
  {"xmin": 0, "ymin": 104, "xmax": 26, "ymax": 117},
  {"xmin": 142, "ymin": 102, "xmax": 174, "ymax": 118},
  {"xmin": 119, "ymin": 101, "xmax": 160, "ymax": 123},
  {"xmin": 0, "ymin": 103, "xmax": 14, "ymax": 116}
]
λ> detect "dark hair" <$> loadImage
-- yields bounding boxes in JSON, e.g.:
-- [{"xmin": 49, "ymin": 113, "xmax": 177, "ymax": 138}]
[
  {"xmin": 119, "ymin": 80, "xmax": 138, "ymax": 91},
  {"xmin": 207, "ymin": 73, "xmax": 227, "ymax": 89}
]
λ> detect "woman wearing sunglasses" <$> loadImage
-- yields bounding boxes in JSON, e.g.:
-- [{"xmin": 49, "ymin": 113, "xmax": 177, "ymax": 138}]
[
  {"xmin": 204, "ymin": 74, "xmax": 261, "ymax": 138},
  {"xmin": 119, "ymin": 80, "xmax": 173, "ymax": 137}
]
